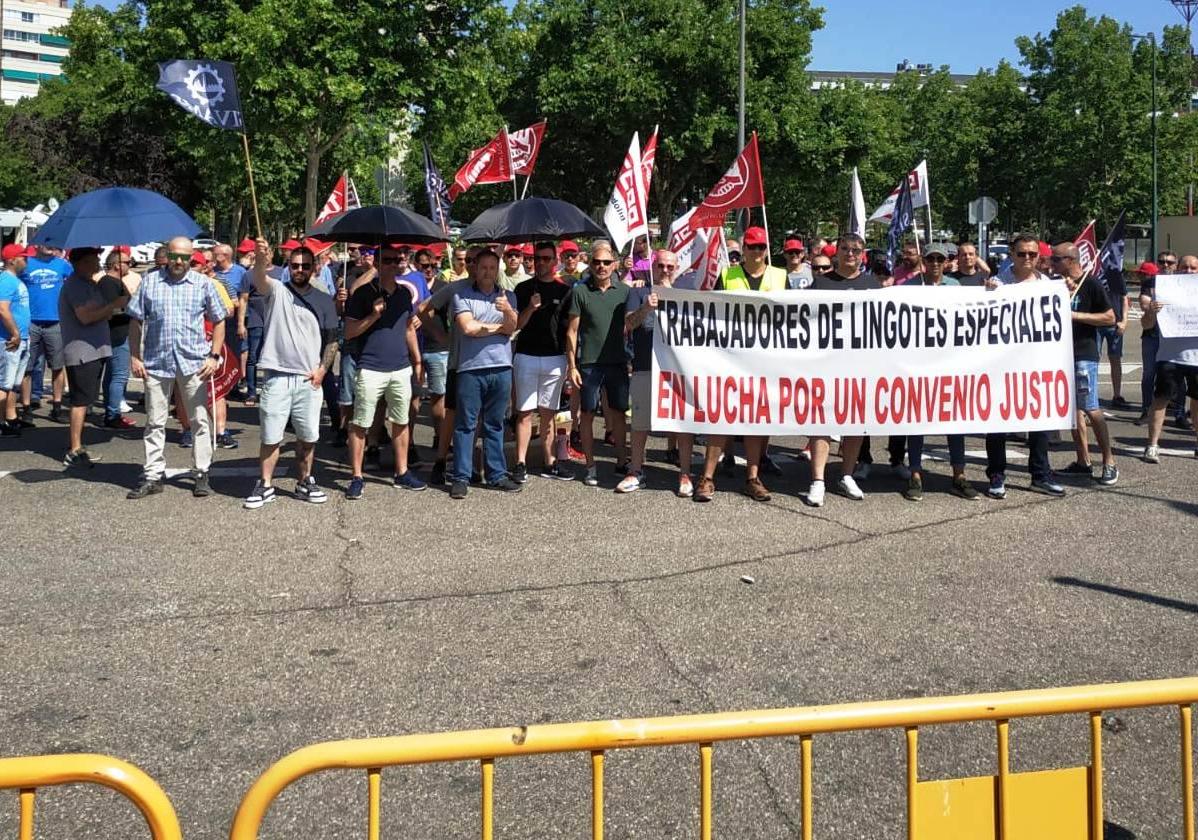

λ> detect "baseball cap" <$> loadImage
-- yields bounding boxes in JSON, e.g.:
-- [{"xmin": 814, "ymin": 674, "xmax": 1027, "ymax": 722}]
[
  {"xmin": 821, "ymin": 244, "xmax": 838, "ymax": 258},
  {"xmin": 237, "ymin": 237, "xmax": 255, "ymax": 254},
  {"xmin": 279, "ymin": 239, "xmax": 302, "ymax": 251},
  {"xmin": 558, "ymin": 240, "xmax": 580, "ymax": 255},
  {"xmin": 190, "ymin": 251, "xmax": 209, "ymax": 266},
  {"xmin": 24, "ymin": 245, "xmax": 37, "ymax": 257},
  {"xmin": 925, "ymin": 243, "xmax": 950, "ymax": 257},
  {"xmin": 521, "ymin": 243, "xmax": 535, "ymax": 256},
  {"xmin": 1137, "ymin": 261, "xmax": 1160, "ymax": 277},
  {"xmin": 111, "ymin": 245, "xmax": 131, "ymax": 255},
  {"xmin": 783, "ymin": 237, "xmax": 805, "ymax": 253},
  {"xmin": 743, "ymin": 226, "xmax": 768, "ymax": 247},
  {"xmin": 504, "ymin": 244, "xmax": 523, "ymax": 255},
  {"xmin": 1038, "ymin": 241, "xmax": 1052, "ymax": 258},
  {"xmin": 1, "ymin": 243, "xmax": 27, "ymax": 261}
]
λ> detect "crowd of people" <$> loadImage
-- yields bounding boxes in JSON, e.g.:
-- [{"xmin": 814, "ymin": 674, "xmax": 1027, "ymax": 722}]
[{"xmin": 0, "ymin": 227, "xmax": 1195, "ymax": 508}]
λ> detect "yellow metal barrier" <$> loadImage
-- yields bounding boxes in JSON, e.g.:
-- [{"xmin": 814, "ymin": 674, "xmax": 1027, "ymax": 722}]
[
  {"xmin": 0, "ymin": 753, "xmax": 182, "ymax": 840},
  {"xmin": 230, "ymin": 677, "xmax": 1198, "ymax": 840}
]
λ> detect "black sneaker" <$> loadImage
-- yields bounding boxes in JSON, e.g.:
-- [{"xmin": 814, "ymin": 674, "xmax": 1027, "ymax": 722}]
[
  {"xmin": 1111, "ymin": 395, "xmax": 1131, "ymax": 409},
  {"xmin": 1061, "ymin": 461, "xmax": 1093, "ymax": 475},
  {"xmin": 902, "ymin": 474, "xmax": 923, "ymax": 501},
  {"xmin": 491, "ymin": 477, "xmax": 523, "ymax": 493},
  {"xmin": 430, "ymin": 459, "xmax": 446, "ymax": 486},
  {"xmin": 15, "ymin": 409, "xmax": 35, "ymax": 428},
  {"xmin": 48, "ymin": 402, "xmax": 63, "ymax": 423},
  {"xmin": 512, "ymin": 462, "xmax": 528, "ymax": 484},
  {"xmin": 539, "ymin": 462, "xmax": 574, "ymax": 481},
  {"xmin": 0, "ymin": 421, "xmax": 19, "ymax": 437},
  {"xmin": 450, "ymin": 480, "xmax": 468, "ymax": 499},
  {"xmin": 1031, "ymin": 476, "xmax": 1065, "ymax": 497},
  {"xmin": 216, "ymin": 431, "xmax": 239, "ymax": 450},
  {"xmin": 244, "ymin": 480, "xmax": 277, "ymax": 509},
  {"xmin": 295, "ymin": 475, "xmax": 328, "ymax": 503},
  {"xmin": 63, "ymin": 447, "xmax": 100, "ymax": 468},
  {"xmin": 126, "ymin": 478, "xmax": 163, "ymax": 499},
  {"xmin": 193, "ymin": 472, "xmax": 212, "ymax": 497}
]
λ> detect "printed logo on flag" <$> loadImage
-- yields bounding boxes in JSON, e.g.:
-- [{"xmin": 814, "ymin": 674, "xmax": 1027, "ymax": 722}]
[
  {"xmin": 703, "ymin": 158, "xmax": 750, "ymax": 209},
  {"xmin": 156, "ymin": 60, "xmax": 244, "ymax": 131},
  {"xmin": 1077, "ymin": 239, "xmax": 1099, "ymax": 276}
]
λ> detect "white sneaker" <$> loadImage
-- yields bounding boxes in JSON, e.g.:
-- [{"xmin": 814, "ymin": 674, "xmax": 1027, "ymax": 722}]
[
  {"xmin": 836, "ymin": 475, "xmax": 865, "ymax": 500},
  {"xmin": 892, "ymin": 463, "xmax": 912, "ymax": 480},
  {"xmin": 615, "ymin": 472, "xmax": 642, "ymax": 493},
  {"xmin": 806, "ymin": 480, "xmax": 826, "ymax": 507},
  {"xmin": 1143, "ymin": 445, "xmax": 1161, "ymax": 464},
  {"xmin": 119, "ymin": 400, "xmax": 133, "ymax": 414},
  {"xmin": 583, "ymin": 465, "xmax": 599, "ymax": 486},
  {"xmin": 851, "ymin": 462, "xmax": 871, "ymax": 481}
]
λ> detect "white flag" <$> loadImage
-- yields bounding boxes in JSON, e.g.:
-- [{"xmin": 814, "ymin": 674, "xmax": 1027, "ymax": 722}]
[
  {"xmin": 849, "ymin": 167, "xmax": 866, "ymax": 238},
  {"xmin": 669, "ymin": 207, "xmax": 728, "ymax": 290},
  {"xmin": 868, "ymin": 159, "xmax": 930, "ymax": 222},
  {"xmin": 604, "ymin": 132, "xmax": 650, "ymax": 251}
]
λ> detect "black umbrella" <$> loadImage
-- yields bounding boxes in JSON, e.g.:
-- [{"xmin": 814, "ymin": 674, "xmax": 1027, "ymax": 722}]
[
  {"xmin": 306, "ymin": 205, "xmax": 449, "ymax": 245},
  {"xmin": 462, "ymin": 198, "xmax": 607, "ymax": 244}
]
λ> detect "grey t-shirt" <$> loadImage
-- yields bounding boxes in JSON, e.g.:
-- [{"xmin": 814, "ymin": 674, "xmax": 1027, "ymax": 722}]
[
  {"xmin": 453, "ymin": 284, "xmax": 516, "ymax": 372},
  {"xmin": 257, "ymin": 277, "xmax": 339, "ymax": 375},
  {"xmin": 58, "ymin": 273, "xmax": 112, "ymax": 366},
  {"xmin": 427, "ymin": 277, "xmax": 472, "ymax": 370}
]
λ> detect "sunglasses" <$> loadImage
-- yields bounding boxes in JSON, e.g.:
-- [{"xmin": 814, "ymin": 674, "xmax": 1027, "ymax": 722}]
[
  {"xmin": 838, "ymin": 247, "xmax": 863, "ymax": 255},
  {"xmin": 925, "ymin": 255, "xmax": 947, "ymax": 263},
  {"xmin": 814, "ymin": 264, "xmax": 833, "ymax": 271},
  {"xmin": 592, "ymin": 259, "xmax": 616, "ymax": 266},
  {"xmin": 418, "ymin": 263, "xmax": 434, "ymax": 270},
  {"xmin": 1161, "ymin": 258, "xmax": 1178, "ymax": 265},
  {"xmin": 289, "ymin": 262, "xmax": 313, "ymax": 270},
  {"xmin": 1014, "ymin": 251, "xmax": 1039, "ymax": 258},
  {"xmin": 167, "ymin": 252, "xmax": 192, "ymax": 261}
]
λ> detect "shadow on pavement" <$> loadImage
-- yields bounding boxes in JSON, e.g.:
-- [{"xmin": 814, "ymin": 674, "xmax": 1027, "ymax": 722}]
[{"xmin": 1052, "ymin": 576, "xmax": 1198, "ymax": 616}]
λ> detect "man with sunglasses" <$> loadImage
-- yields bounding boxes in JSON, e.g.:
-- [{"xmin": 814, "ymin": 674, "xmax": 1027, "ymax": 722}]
[
  {"xmin": 810, "ymin": 255, "xmax": 833, "ymax": 276},
  {"xmin": 343, "ymin": 245, "xmax": 425, "ymax": 499},
  {"xmin": 692, "ymin": 226, "xmax": 787, "ymax": 503},
  {"xmin": 97, "ymin": 247, "xmax": 139, "ymax": 429},
  {"xmin": 126, "ymin": 237, "xmax": 229, "ymax": 499},
  {"xmin": 558, "ymin": 241, "xmax": 585, "ymax": 282},
  {"xmin": 499, "ymin": 245, "xmax": 529, "ymax": 292},
  {"xmin": 1139, "ymin": 251, "xmax": 1190, "ymax": 427},
  {"xmin": 981, "ymin": 234, "xmax": 1063, "ymax": 499},
  {"xmin": 565, "ymin": 241, "xmax": 630, "ymax": 486},
  {"xmin": 242, "ymin": 240, "xmax": 339, "ymax": 509},
  {"xmin": 784, "ymin": 237, "xmax": 813, "ymax": 290},
  {"xmin": 801, "ymin": 232, "xmax": 881, "ymax": 506}
]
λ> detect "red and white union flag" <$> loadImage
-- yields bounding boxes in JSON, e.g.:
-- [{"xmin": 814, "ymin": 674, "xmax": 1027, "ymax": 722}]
[
  {"xmin": 604, "ymin": 131, "xmax": 650, "ymax": 251},
  {"xmin": 690, "ymin": 132, "xmax": 766, "ymax": 228}
]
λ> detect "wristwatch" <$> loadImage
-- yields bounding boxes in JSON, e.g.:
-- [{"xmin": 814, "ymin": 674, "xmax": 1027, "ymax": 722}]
[{"xmin": 208, "ymin": 352, "xmax": 221, "ymax": 361}]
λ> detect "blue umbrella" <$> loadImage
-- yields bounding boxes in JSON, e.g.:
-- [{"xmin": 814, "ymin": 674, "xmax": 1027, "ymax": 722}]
[{"xmin": 31, "ymin": 187, "xmax": 202, "ymax": 249}]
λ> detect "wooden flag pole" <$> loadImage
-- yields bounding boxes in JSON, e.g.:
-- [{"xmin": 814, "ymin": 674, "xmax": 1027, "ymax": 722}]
[
  {"xmin": 240, "ymin": 132, "xmax": 263, "ymax": 239},
  {"xmin": 760, "ymin": 203, "xmax": 773, "ymax": 267}
]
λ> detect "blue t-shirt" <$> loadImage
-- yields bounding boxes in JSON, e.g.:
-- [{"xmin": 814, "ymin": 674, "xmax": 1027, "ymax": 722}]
[
  {"xmin": 0, "ymin": 269, "xmax": 31, "ymax": 340},
  {"xmin": 453, "ymin": 285, "xmax": 516, "ymax": 372},
  {"xmin": 21, "ymin": 255, "xmax": 71, "ymax": 322},
  {"xmin": 344, "ymin": 280, "xmax": 413, "ymax": 372},
  {"xmin": 214, "ymin": 264, "xmax": 247, "ymax": 310}
]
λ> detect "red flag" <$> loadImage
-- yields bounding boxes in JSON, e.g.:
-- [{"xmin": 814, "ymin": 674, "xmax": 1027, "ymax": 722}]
[
  {"xmin": 314, "ymin": 174, "xmax": 348, "ymax": 225},
  {"xmin": 449, "ymin": 128, "xmax": 513, "ymax": 200},
  {"xmin": 509, "ymin": 120, "xmax": 547, "ymax": 176},
  {"xmin": 1074, "ymin": 219, "xmax": 1100, "ymax": 278},
  {"xmin": 690, "ymin": 132, "xmax": 765, "ymax": 228},
  {"xmin": 640, "ymin": 126, "xmax": 658, "ymax": 194}
]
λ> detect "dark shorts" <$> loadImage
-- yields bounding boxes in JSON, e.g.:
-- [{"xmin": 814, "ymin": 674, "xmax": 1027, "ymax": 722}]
[
  {"xmin": 580, "ymin": 363, "xmax": 629, "ymax": 413},
  {"xmin": 66, "ymin": 358, "xmax": 106, "ymax": 408},
  {"xmin": 445, "ymin": 368, "xmax": 458, "ymax": 412},
  {"xmin": 1154, "ymin": 362, "xmax": 1198, "ymax": 402}
]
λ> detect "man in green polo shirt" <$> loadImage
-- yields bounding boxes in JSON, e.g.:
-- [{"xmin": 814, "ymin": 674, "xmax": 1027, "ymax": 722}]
[{"xmin": 565, "ymin": 240, "xmax": 630, "ymax": 486}]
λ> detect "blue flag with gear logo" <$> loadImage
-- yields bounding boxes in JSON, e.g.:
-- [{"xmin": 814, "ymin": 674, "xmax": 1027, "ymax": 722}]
[{"xmin": 156, "ymin": 60, "xmax": 244, "ymax": 131}]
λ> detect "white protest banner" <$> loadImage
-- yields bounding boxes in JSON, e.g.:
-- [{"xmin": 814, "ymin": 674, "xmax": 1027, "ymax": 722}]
[
  {"xmin": 1154, "ymin": 274, "xmax": 1198, "ymax": 337},
  {"xmin": 649, "ymin": 283, "xmax": 1075, "ymax": 436}
]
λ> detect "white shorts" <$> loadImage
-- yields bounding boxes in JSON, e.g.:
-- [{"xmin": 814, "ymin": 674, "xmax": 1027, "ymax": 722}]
[
  {"xmin": 513, "ymin": 353, "xmax": 566, "ymax": 412},
  {"xmin": 259, "ymin": 371, "xmax": 323, "ymax": 445},
  {"xmin": 352, "ymin": 366, "xmax": 412, "ymax": 429},
  {"xmin": 630, "ymin": 371, "xmax": 653, "ymax": 432}
]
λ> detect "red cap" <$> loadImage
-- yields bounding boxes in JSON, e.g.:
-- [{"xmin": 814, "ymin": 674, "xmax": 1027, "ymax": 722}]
[
  {"xmin": 821, "ymin": 244, "xmax": 837, "ymax": 258},
  {"xmin": 783, "ymin": 238, "xmax": 805, "ymax": 253},
  {"xmin": 1038, "ymin": 241, "xmax": 1052, "ymax": 258},
  {"xmin": 504, "ymin": 243, "xmax": 523, "ymax": 255},
  {"xmin": 190, "ymin": 251, "xmax": 209, "ymax": 266},
  {"xmin": 558, "ymin": 240, "xmax": 580, "ymax": 255},
  {"xmin": 279, "ymin": 239, "xmax": 302, "ymax": 251},
  {"xmin": 1, "ymin": 243, "xmax": 27, "ymax": 261},
  {"xmin": 742, "ymin": 226, "xmax": 768, "ymax": 247},
  {"xmin": 237, "ymin": 237, "xmax": 255, "ymax": 254},
  {"xmin": 521, "ymin": 243, "xmax": 535, "ymax": 256},
  {"xmin": 24, "ymin": 245, "xmax": 36, "ymax": 257},
  {"xmin": 1137, "ymin": 261, "xmax": 1160, "ymax": 277},
  {"xmin": 111, "ymin": 245, "xmax": 131, "ymax": 255}
]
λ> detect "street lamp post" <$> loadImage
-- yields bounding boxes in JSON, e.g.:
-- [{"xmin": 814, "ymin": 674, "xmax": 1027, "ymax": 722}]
[{"xmin": 1134, "ymin": 32, "xmax": 1160, "ymax": 257}]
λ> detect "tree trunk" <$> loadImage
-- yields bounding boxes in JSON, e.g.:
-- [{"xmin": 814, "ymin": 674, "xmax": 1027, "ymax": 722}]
[{"xmin": 305, "ymin": 139, "xmax": 322, "ymax": 232}]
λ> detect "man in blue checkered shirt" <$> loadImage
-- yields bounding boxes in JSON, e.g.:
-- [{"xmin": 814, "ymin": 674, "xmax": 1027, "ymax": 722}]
[{"xmin": 126, "ymin": 236, "xmax": 229, "ymax": 499}]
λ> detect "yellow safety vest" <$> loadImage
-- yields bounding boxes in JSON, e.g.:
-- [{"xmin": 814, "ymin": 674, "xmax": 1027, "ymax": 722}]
[{"xmin": 719, "ymin": 265, "xmax": 789, "ymax": 292}]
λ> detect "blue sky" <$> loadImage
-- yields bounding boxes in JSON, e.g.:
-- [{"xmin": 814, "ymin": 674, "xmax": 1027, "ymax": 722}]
[{"xmin": 88, "ymin": 0, "xmax": 1189, "ymax": 74}]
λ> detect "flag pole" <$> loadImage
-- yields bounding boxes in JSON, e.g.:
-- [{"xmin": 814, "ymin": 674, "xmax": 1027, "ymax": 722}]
[
  {"xmin": 240, "ymin": 132, "xmax": 263, "ymax": 239},
  {"xmin": 520, "ymin": 174, "xmax": 532, "ymax": 200},
  {"xmin": 761, "ymin": 203, "xmax": 773, "ymax": 267},
  {"xmin": 504, "ymin": 125, "xmax": 518, "ymax": 201}
]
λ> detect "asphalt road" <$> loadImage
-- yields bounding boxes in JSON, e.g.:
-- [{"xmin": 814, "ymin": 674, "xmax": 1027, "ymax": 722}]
[{"xmin": 1, "ymin": 317, "xmax": 1197, "ymax": 840}]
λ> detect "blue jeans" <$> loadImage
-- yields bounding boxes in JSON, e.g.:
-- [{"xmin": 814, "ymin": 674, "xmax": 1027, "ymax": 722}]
[
  {"xmin": 986, "ymin": 430, "xmax": 1050, "ymax": 482},
  {"xmin": 103, "ymin": 337, "xmax": 131, "ymax": 419},
  {"xmin": 244, "ymin": 325, "xmax": 264, "ymax": 397},
  {"xmin": 28, "ymin": 354, "xmax": 44, "ymax": 402},
  {"xmin": 907, "ymin": 434, "xmax": 966, "ymax": 473},
  {"xmin": 452, "ymin": 366, "xmax": 512, "ymax": 484}
]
